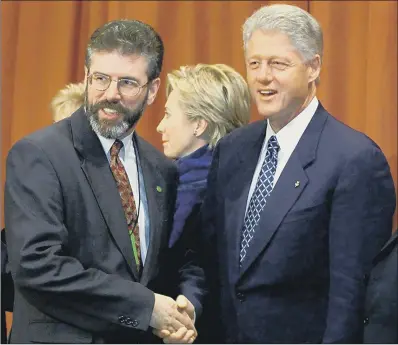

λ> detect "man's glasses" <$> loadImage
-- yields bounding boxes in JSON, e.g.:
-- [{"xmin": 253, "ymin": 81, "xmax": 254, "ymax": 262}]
[{"xmin": 88, "ymin": 72, "xmax": 149, "ymax": 97}]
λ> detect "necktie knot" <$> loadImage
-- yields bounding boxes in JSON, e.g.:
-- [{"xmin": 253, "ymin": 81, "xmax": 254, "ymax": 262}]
[
  {"xmin": 268, "ymin": 135, "xmax": 280, "ymax": 154},
  {"xmin": 110, "ymin": 139, "xmax": 123, "ymax": 157}
]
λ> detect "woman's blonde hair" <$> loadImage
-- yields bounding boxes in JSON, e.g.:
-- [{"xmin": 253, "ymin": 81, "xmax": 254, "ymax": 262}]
[
  {"xmin": 51, "ymin": 82, "xmax": 85, "ymax": 122},
  {"xmin": 166, "ymin": 64, "xmax": 250, "ymax": 148}
]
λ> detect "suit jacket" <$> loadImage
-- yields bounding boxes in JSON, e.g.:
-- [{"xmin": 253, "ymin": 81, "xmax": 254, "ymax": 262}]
[
  {"xmin": 2, "ymin": 229, "xmax": 14, "ymax": 343},
  {"xmin": 200, "ymin": 103, "xmax": 396, "ymax": 343},
  {"xmin": 4, "ymin": 108, "xmax": 204, "ymax": 343},
  {"xmin": 166, "ymin": 202, "xmax": 211, "ymax": 343},
  {"xmin": 363, "ymin": 230, "xmax": 397, "ymax": 343}
]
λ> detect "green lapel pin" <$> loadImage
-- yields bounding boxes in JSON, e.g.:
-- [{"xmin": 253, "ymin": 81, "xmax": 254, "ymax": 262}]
[{"xmin": 156, "ymin": 186, "xmax": 162, "ymax": 193}]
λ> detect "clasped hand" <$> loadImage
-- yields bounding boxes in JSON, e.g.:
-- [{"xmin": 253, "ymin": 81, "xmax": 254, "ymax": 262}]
[{"xmin": 150, "ymin": 294, "xmax": 197, "ymax": 343}]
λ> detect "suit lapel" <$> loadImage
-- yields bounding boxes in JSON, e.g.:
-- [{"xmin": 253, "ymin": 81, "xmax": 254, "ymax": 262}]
[
  {"xmin": 223, "ymin": 121, "xmax": 267, "ymax": 284},
  {"xmin": 239, "ymin": 104, "xmax": 329, "ymax": 279},
  {"xmin": 238, "ymin": 152, "xmax": 309, "ymax": 276},
  {"xmin": 70, "ymin": 108, "xmax": 138, "ymax": 279},
  {"xmin": 133, "ymin": 136, "xmax": 167, "ymax": 286}
]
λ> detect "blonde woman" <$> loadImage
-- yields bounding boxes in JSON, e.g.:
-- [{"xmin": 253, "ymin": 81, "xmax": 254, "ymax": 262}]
[
  {"xmin": 156, "ymin": 64, "xmax": 250, "ymax": 343},
  {"xmin": 157, "ymin": 63, "xmax": 250, "ymax": 248}
]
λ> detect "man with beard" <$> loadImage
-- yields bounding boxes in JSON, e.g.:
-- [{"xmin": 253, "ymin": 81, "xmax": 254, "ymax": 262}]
[{"xmin": 4, "ymin": 19, "xmax": 204, "ymax": 344}]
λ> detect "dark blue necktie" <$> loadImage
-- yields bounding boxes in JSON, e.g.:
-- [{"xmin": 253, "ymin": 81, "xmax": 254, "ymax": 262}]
[{"xmin": 240, "ymin": 135, "xmax": 280, "ymax": 263}]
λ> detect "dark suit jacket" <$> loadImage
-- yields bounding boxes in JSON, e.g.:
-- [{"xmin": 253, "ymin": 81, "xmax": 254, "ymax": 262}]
[
  {"xmin": 363, "ymin": 230, "xmax": 397, "ymax": 343},
  {"xmin": 2, "ymin": 229, "xmax": 14, "ymax": 344},
  {"xmin": 4, "ymin": 108, "xmax": 204, "ymax": 343},
  {"xmin": 200, "ymin": 103, "xmax": 396, "ymax": 343},
  {"xmin": 166, "ymin": 203, "xmax": 210, "ymax": 343}
]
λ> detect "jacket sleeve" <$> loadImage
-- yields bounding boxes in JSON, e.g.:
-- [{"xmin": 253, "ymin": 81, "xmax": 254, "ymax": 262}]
[
  {"xmin": 195, "ymin": 144, "xmax": 224, "ymax": 342},
  {"xmin": 322, "ymin": 143, "xmax": 396, "ymax": 343},
  {"xmin": 174, "ymin": 203, "xmax": 207, "ymax": 318},
  {"xmin": 4, "ymin": 139, "xmax": 155, "ymax": 333}
]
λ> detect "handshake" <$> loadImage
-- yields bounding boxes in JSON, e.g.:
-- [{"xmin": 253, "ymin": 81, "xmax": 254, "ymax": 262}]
[{"xmin": 150, "ymin": 293, "xmax": 197, "ymax": 344}]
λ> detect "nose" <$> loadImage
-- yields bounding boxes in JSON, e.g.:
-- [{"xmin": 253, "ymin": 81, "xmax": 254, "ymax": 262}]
[
  {"xmin": 156, "ymin": 118, "xmax": 164, "ymax": 134},
  {"xmin": 104, "ymin": 80, "xmax": 122, "ymax": 102},
  {"xmin": 257, "ymin": 62, "xmax": 273, "ymax": 83}
]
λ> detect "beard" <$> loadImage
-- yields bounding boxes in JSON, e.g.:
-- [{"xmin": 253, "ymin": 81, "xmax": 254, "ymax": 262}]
[{"xmin": 85, "ymin": 88, "xmax": 149, "ymax": 139}]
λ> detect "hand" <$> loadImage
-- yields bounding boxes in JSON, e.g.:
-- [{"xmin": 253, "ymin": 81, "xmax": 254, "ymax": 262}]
[
  {"xmin": 153, "ymin": 327, "xmax": 196, "ymax": 344},
  {"xmin": 176, "ymin": 295, "xmax": 195, "ymax": 323},
  {"xmin": 150, "ymin": 293, "xmax": 195, "ymax": 335},
  {"xmin": 153, "ymin": 296, "xmax": 197, "ymax": 343}
]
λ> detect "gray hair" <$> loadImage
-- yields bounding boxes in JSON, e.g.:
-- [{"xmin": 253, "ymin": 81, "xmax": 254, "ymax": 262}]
[
  {"xmin": 85, "ymin": 19, "xmax": 164, "ymax": 81},
  {"xmin": 243, "ymin": 4, "xmax": 323, "ymax": 83}
]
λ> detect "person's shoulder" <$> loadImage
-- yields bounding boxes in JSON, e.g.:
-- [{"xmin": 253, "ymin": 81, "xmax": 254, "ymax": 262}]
[
  {"xmin": 320, "ymin": 106, "xmax": 382, "ymax": 158},
  {"xmin": 218, "ymin": 120, "xmax": 265, "ymax": 148},
  {"xmin": 9, "ymin": 117, "xmax": 72, "ymax": 155}
]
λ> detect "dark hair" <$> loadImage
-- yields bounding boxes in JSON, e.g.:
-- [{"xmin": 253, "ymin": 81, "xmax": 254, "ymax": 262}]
[{"xmin": 85, "ymin": 19, "xmax": 164, "ymax": 81}]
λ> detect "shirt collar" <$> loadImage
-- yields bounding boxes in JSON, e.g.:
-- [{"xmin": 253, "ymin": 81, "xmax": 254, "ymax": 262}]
[
  {"xmin": 96, "ymin": 131, "xmax": 135, "ymax": 160},
  {"xmin": 265, "ymin": 96, "xmax": 319, "ymax": 151}
]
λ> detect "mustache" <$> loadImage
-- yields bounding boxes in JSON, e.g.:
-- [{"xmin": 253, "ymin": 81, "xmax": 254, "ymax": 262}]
[{"xmin": 90, "ymin": 100, "xmax": 128, "ymax": 115}]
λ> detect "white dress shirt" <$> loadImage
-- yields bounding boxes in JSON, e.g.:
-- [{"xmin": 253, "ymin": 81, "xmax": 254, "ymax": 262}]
[
  {"xmin": 97, "ymin": 132, "xmax": 149, "ymax": 265},
  {"xmin": 245, "ymin": 97, "xmax": 319, "ymax": 213}
]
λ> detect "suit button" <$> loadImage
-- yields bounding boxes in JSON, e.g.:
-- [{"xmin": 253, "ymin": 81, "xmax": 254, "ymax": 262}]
[
  {"xmin": 236, "ymin": 292, "xmax": 245, "ymax": 302},
  {"xmin": 364, "ymin": 317, "xmax": 369, "ymax": 325},
  {"xmin": 132, "ymin": 320, "xmax": 139, "ymax": 327}
]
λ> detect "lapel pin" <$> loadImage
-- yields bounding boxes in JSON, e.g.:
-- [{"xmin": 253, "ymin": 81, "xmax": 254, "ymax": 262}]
[
  {"xmin": 295, "ymin": 181, "xmax": 300, "ymax": 188},
  {"xmin": 156, "ymin": 186, "xmax": 162, "ymax": 193}
]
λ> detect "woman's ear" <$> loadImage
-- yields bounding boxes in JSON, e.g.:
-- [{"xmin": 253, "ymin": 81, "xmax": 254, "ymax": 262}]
[{"xmin": 194, "ymin": 118, "xmax": 208, "ymax": 137}]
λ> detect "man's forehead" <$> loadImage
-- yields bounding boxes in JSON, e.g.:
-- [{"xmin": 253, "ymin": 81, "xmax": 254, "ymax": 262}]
[
  {"xmin": 90, "ymin": 51, "xmax": 149, "ymax": 75},
  {"xmin": 246, "ymin": 30, "xmax": 300, "ymax": 57}
]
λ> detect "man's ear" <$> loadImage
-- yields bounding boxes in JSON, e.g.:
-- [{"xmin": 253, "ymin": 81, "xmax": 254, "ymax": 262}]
[
  {"xmin": 84, "ymin": 66, "xmax": 89, "ymax": 85},
  {"xmin": 308, "ymin": 54, "xmax": 321, "ymax": 84},
  {"xmin": 147, "ymin": 78, "xmax": 161, "ymax": 106}
]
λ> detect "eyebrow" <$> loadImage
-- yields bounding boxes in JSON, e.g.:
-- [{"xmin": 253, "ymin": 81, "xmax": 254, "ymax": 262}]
[
  {"xmin": 120, "ymin": 76, "xmax": 140, "ymax": 82},
  {"xmin": 91, "ymin": 71, "xmax": 141, "ymax": 82},
  {"xmin": 247, "ymin": 54, "xmax": 290, "ymax": 61}
]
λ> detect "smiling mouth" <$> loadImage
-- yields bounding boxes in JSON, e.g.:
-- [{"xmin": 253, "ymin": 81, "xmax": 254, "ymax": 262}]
[
  {"xmin": 100, "ymin": 108, "xmax": 121, "ymax": 119},
  {"xmin": 258, "ymin": 90, "xmax": 277, "ymax": 96}
]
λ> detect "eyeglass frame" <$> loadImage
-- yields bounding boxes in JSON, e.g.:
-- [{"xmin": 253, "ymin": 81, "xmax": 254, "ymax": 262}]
[{"xmin": 87, "ymin": 71, "xmax": 150, "ymax": 97}]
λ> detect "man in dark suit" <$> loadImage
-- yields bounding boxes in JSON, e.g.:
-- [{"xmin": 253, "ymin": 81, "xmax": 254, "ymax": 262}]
[
  {"xmin": 200, "ymin": 4, "xmax": 396, "ymax": 343},
  {"xmin": 4, "ymin": 19, "xmax": 203, "ymax": 344},
  {"xmin": 363, "ymin": 230, "xmax": 397, "ymax": 343}
]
